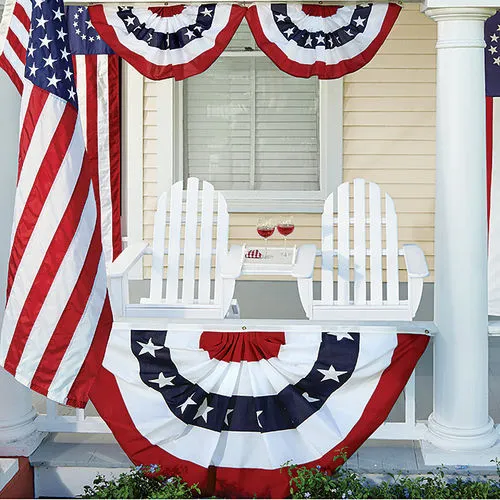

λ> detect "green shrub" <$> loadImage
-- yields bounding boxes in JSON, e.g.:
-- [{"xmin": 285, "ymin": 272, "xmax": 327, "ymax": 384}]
[{"xmin": 80, "ymin": 464, "xmax": 201, "ymax": 499}]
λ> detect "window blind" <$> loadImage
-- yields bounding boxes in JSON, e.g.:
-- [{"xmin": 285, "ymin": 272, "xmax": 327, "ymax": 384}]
[{"xmin": 183, "ymin": 24, "xmax": 320, "ymax": 192}]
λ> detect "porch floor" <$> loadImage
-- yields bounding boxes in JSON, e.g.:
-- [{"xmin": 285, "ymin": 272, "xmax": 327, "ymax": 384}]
[{"xmin": 29, "ymin": 433, "xmax": 500, "ymax": 498}]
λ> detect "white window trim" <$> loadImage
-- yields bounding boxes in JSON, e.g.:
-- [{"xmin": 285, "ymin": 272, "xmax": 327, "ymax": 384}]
[{"xmin": 156, "ymin": 74, "xmax": 343, "ymax": 214}]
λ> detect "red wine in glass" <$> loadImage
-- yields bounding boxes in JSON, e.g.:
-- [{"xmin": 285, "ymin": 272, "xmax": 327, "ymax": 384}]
[
  {"xmin": 278, "ymin": 218, "xmax": 294, "ymax": 257},
  {"xmin": 256, "ymin": 219, "xmax": 275, "ymax": 258}
]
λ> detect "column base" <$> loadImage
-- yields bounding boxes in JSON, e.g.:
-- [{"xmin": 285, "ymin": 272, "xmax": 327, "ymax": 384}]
[
  {"xmin": 424, "ymin": 413, "xmax": 498, "ymax": 455},
  {"xmin": 0, "ymin": 407, "xmax": 46, "ymax": 456}
]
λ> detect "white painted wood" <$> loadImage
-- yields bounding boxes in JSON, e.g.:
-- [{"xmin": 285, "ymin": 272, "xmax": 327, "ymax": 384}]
[
  {"xmin": 214, "ymin": 192, "xmax": 229, "ymax": 307},
  {"xmin": 337, "ymin": 181, "xmax": 350, "ymax": 304},
  {"xmin": 198, "ymin": 181, "xmax": 215, "ymax": 303},
  {"xmin": 426, "ymin": 6, "xmax": 498, "ymax": 451},
  {"xmin": 181, "ymin": 178, "xmax": 199, "ymax": 304},
  {"xmin": 385, "ymin": 194, "xmax": 399, "ymax": 304},
  {"xmin": 353, "ymin": 178, "xmax": 366, "ymax": 304},
  {"xmin": 150, "ymin": 193, "xmax": 168, "ymax": 302},
  {"xmin": 298, "ymin": 179, "xmax": 428, "ymax": 322},
  {"xmin": 321, "ymin": 193, "xmax": 335, "ymax": 304},
  {"xmin": 165, "ymin": 181, "xmax": 183, "ymax": 304},
  {"xmin": 369, "ymin": 182, "xmax": 383, "ymax": 305}
]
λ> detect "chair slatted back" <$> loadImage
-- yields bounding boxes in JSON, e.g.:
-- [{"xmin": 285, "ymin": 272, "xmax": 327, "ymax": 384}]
[
  {"xmin": 321, "ymin": 179, "xmax": 400, "ymax": 305},
  {"xmin": 149, "ymin": 178, "xmax": 229, "ymax": 306}
]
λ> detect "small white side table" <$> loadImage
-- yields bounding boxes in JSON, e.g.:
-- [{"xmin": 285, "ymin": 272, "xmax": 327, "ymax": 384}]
[{"xmin": 241, "ymin": 246, "xmax": 297, "ymax": 276}]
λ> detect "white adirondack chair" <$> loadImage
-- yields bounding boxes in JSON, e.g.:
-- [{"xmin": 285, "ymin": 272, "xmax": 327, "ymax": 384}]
[
  {"xmin": 109, "ymin": 178, "xmax": 245, "ymax": 319},
  {"xmin": 297, "ymin": 178, "xmax": 429, "ymax": 320}
]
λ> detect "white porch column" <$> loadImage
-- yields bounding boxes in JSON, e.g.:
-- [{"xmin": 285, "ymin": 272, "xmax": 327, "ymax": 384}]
[
  {"xmin": 425, "ymin": 6, "xmax": 498, "ymax": 451},
  {"xmin": 0, "ymin": 70, "xmax": 44, "ymax": 456}
]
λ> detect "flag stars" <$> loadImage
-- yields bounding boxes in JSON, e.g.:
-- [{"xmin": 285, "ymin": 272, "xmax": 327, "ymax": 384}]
[
  {"xmin": 315, "ymin": 34, "xmax": 325, "ymax": 45},
  {"xmin": 137, "ymin": 338, "xmax": 163, "ymax": 357},
  {"xmin": 34, "ymin": 0, "xmax": 43, "ymax": 9},
  {"xmin": 275, "ymin": 13, "xmax": 287, "ymax": 22},
  {"xmin": 85, "ymin": 19, "xmax": 94, "ymax": 30},
  {"xmin": 28, "ymin": 63, "xmax": 38, "ymax": 77},
  {"xmin": 27, "ymin": 44, "xmax": 35, "ymax": 57},
  {"xmin": 194, "ymin": 399, "xmax": 214, "ymax": 423},
  {"xmin": 39, "ymin": 34, "xmax": 52, "ymax": 48},
  {"xmin": 47, "ymin": 73, "xmax": 61, "ymax": 88},
  {"xmin": 60, "ymin": 47, "xmax": 70, "ymax": 61},
  {"xmin": 201, "ymin": 7, "xmax": 213, "ymax": 16},
  {"xmin": 36, "ymin": 15, "xmax": 48, "ymax": 29},
  {"xmin": 43, "ymin": 54, "xmax": 57, "ymax": 68},
  {"xmin": 177, "ymin": 395, "xmax": 197, "ymax": 414},
  {"xmin": 184, "ymin": 28, "xmax": 195, "ymax": 40},
  {"xmin": 56, "ymin": 28, "xmax": 67, "ymax": 41},
  {"xmin": 317, "ymin": 364, "xmax": 348, "ymax": 383},
  {"xmin": 494, "ymin": 57, "xmax": 500, "ymax": 66},
  {"xmin": 68, "ymin": 86, "xmax": 76, "ymax": 100},
  {"xmin": 353, "ymin": 16, "xmax": 366, "ymax": 27},
  {"xmin": 305, "ymin": 36, "xmax": 312, "ymax": 46},
  {"xmin": 64, "ymin": 67, "xmax": 73, "ymax": 80},
  {"xmin": 224, "ymin": 408, "xmax": 233, "ymax": 426},
  {"xmin": 149, "ymin": 372, "xmax": 175, "ymax": 388},
  {"xmin": 53, "ymin": 8, "xmax": 64, "ymax": 21},
  {"xmin": 492, "ymin": 34, "xmax": 499, "ymax": 43},
  {"xmin": 256, "ymin": 410, "xmax": 264, "ymax": 428},
  {"xmin": 125, "ymin": 16, "xmax": 136, "ymax": 26},
  {"xmin": 490, "ymin": 46, "xmax": 498, "ymax": 55},
  {"xmin": 284, "ymin": 27, "xmax": 295, "ymax": 38}
]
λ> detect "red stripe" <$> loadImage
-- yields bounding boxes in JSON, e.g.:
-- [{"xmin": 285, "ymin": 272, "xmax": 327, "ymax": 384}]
[
  {"xmin": 89, "ymin": 4, "xmax": 246, "ymax": 81},
  {"xmin": 17, "ymin": 87, "xmax": 48, "ymax": 180},
  {"xmin": 4, "ymin": 153, "xmax": 92, "ymax": 375},
  {"xmin": 13, "ymin": 2, "xmax": 31, "ymax": 31},
  {"xmin": 29, "ymin": 207, "xmax": 103, "ymax": 396},
  {"xmin": 66, "ymin": 295, "xmax": 112, "ymax": 408},
  {"xmin": 487, "ymin": 96, "xmax": 493, "ymax": 231},
  {"xmin": 301, "ymin": 5, "xmax": 340, "ymax": 17},
  {"xmin": 0, "ymin": 53, "xmax": 23, "ymax": 94},
  {"xmin": 6, "ymin": 29, "xmax": 26, "ymax": 67},
  {"xmin": 246, "ymin": 4, "xmax": 401, "ymax": 79},
  {"xmin": 107, "ymin": 55, "xmax": 122, "ymax": 259},
  {"xmin": 8, "ymin": 94, "xmax": 75, "ymax": 297}
]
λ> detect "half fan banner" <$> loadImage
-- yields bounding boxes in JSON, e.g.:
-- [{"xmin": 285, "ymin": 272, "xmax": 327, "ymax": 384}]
[
  {"xmin": 88, "ymin": 4, "xmax": 246, "ymax": 80},
  {"xmin": 90, "ymin": 325, "xmax": 429, "ymax": 498},
  {"xmin": 245, "ymin": 3, "xmax": 401, "ymax": 79}
]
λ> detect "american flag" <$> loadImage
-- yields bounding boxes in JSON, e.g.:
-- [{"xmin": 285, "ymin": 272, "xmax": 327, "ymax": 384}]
[
  {"xmin": 486, "ymin": 11, "xmax": 500, "ymax": 315},
  {"xmin": 0, "ymin": 0, "xmax": 112, "ymax": 407}
]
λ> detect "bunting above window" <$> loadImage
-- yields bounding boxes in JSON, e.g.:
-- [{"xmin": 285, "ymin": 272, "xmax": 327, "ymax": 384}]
[
  {"xmin": 88, "ymin": 3, "xmax": 401, "ymax": 81},
  {"xmin": 89, "ymin": 4, "xmax": 246, "ymax": 80},
  {"xmin": 246, "ymin": 3, "xmax": 401, "ymax": 79}
]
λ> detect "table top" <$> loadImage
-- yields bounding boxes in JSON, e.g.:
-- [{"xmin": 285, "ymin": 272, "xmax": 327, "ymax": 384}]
[{"xmin": 241, "ymin": 246, "xmax": 297, "ymax": 276}]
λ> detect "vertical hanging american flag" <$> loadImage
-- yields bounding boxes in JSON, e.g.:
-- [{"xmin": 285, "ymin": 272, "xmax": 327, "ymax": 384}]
[
  {"xmin": 67, "ymin": 6, "xmax": 121, "ymax": 266},
  {"xmin": 0, "ymin": 0, "xmax": 113, "ymax": 407},
  {"xmin": 486, "ymin": 11, "xmax": 500, "ymax": 315}
]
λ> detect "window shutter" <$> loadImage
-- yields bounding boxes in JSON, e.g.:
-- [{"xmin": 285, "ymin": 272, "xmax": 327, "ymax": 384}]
[{"xmin": 184, "ymin": 25, "xmax": 320, "ymax": 192}]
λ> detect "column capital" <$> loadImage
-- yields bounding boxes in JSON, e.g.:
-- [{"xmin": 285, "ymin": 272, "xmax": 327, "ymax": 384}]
[{"xmin": 424, "ymin": 6, "xmax": 496, "ymax": 22}]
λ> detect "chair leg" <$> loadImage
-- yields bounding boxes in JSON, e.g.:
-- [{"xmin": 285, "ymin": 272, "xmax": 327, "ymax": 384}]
[{"xmin": 297, "ymin": 278, "xmax": 313, "ymax": 319}]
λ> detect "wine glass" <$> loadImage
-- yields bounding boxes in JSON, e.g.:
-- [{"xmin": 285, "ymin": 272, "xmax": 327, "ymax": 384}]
[
  {"xmin": 256, "ymin": 218, "xmax": 275, "ymax": 259},
  {"xmin": 277, "ymin": 216, "xmax": 295, "ymax": 258}
]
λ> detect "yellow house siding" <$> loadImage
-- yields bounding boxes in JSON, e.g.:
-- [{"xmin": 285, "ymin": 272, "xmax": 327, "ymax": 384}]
[{"xmin": 140, "ymin": 3, "xmax": 436, "ymax": 281}]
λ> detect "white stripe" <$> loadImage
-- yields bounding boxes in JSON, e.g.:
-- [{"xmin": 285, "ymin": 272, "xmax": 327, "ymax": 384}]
[
  {"xmin": 49, "ymin": 254, "xmax": 107, "ymax": 404},
  {"xmin": 96, "ymin": 54, "xmax": 113, "ymax": 268},
  {"xmin": 104, "ymin": 4, "xmax": 232, "ymax": 66},
  {"xmin": 9, "ymin": 13, "xmax": 28, "ymax": 49},
  {"xmin": 0, "ymin": 0, "xmax": 18, "ymax": 56},
  {"xmin": 106, "ymin": 329, "xmax": 396, "ymax": 468},
  {"xmin": 256, "ymin": 3, "xmax": 389, "ymax": 66},
  {"xmin": 15, "ymin": 186, "xmax": 97, "ymax": 386},
  {"xmin": 489, "ymin": 97, "xmax": 500, "ymax": 314},
  {"xmin": 1, "ymin": 38, "xmax": 25, "ymax": 83},
  {"xmin": 75, "ymin": 55, "xmax": 87, "ymax": 147},
  {"xmin": 11, "ymin": 91, "xmax": 66, "ymax": 241},
  {"xmin": 0, "ymin": 115, "xmax": 85, "ymax": 365}
]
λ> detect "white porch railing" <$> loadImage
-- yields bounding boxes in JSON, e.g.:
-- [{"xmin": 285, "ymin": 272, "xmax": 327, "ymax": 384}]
[{"xmin": 34, "ymin": 371, "xmax": 426, "ymax": 440}]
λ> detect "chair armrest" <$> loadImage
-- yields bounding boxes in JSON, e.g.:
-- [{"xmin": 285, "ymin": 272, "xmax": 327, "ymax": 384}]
[
  {"xmin": 109, "ymin": 242, "xmax": 150, "ymax": 278},
  {"xmin": 291, "ymin": 244, "xmax": 317, "ymax": 279},
  {"xmin": 219, "ymin": 244, "xmax": 245, "ymax": 279},
  {"xmin": 402, "ymin": 244, "xmax": 429, "ymax": 279}
]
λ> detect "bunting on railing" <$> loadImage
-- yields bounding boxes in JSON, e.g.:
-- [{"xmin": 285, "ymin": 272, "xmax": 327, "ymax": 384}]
[
  {"xmin": 88, "ymin": 3, "xmax": 400, "ymax": 81},
  {"xmin": 245, "ymin": 3, "xmax": 401, "ymax": 79},
  {"xmin": 90, "ymin": 326, "xmax": 429, "ymax": 498},
  {"xmin": 89, "ymin": 4, "xmax": 246, "ymax": 80}
]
